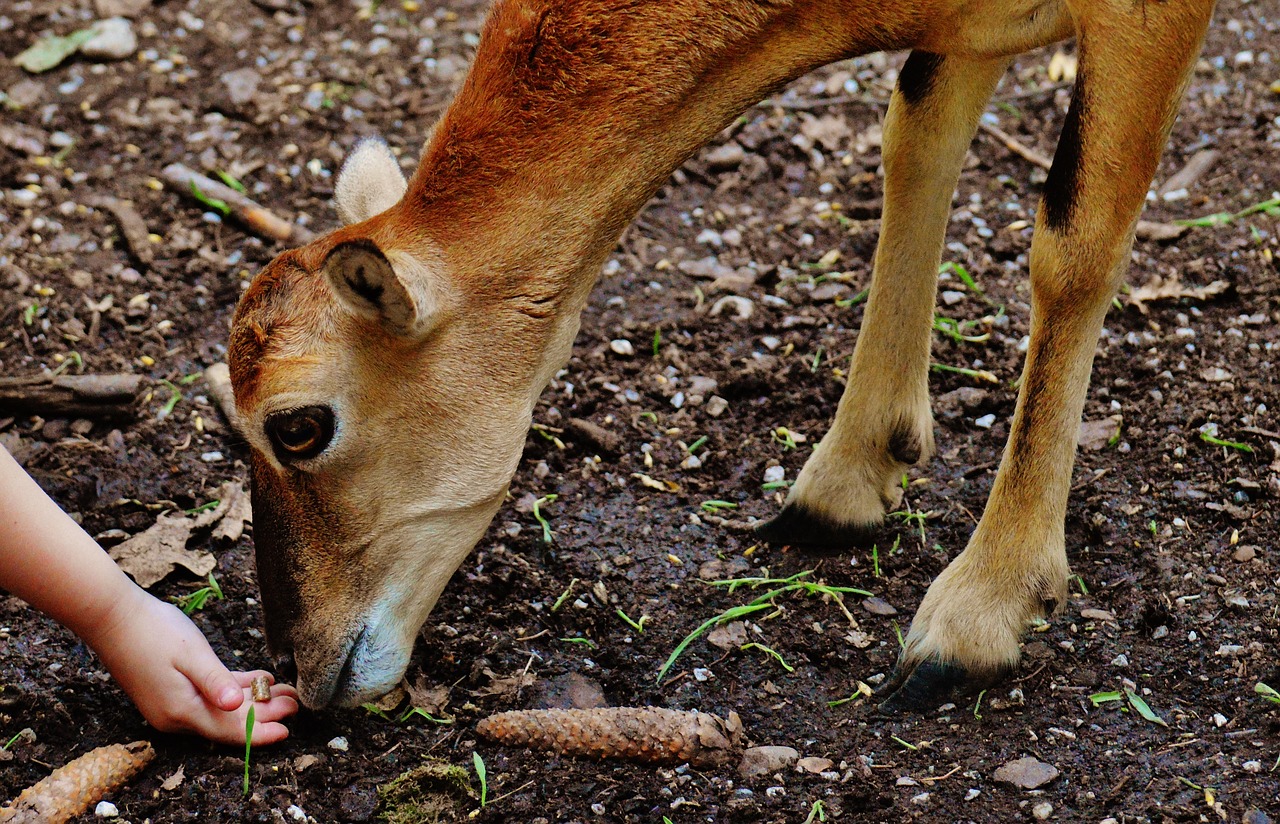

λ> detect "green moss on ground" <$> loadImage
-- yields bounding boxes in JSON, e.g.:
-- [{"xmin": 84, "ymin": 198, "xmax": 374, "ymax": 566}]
[{"xmin": 377, "ymin": 759, "xmax": 475, "ymax": 824}]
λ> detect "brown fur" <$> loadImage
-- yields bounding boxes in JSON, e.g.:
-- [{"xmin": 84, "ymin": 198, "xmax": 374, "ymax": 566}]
[{"xmin": 229, "ymin": 0, "xmax": 1218, "ymax": 708}]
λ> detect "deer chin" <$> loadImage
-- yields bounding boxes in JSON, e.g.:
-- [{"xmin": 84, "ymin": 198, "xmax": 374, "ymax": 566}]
[{"xmin": 293, "ymin": 604, "xmax": 415, "ymax": 709}]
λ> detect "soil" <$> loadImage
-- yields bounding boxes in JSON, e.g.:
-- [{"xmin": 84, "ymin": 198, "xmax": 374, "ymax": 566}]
[{"xmin": 1, "ymin": 0, "xmax": 1279, "ymax": 822}]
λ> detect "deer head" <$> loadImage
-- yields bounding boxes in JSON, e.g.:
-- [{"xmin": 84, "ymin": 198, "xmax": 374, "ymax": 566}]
[{"xmin": 229, "ymin": 0, "xmax": 901, "ymax": 709}]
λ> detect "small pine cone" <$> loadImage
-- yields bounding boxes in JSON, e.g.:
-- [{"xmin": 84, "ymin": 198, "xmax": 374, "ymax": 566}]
[
  {"xmin": 0, "ymin": 741, "xmax": 155, "ymax": 824},
  {"xmin": 477, "ymin": 707, "xmax": 743, "ymax": 767}
]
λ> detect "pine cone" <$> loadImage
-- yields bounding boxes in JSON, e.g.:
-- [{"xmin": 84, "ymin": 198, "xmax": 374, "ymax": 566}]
[
  {"xmin": 0, "ymin": 740, "xmax": 154, "ymax": 824},
  {"xmin": 477, "ymin": 707, "xmax": 743, "ymax": 767}
]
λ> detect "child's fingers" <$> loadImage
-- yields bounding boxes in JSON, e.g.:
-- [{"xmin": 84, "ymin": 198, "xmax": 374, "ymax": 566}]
[
  {"xmin": 178, "ymin": 649, "xmax": 244, "ymax": 712},
  {"xmin": 249, "ymin": 720, "xmax": 291, "ymax": 746}
]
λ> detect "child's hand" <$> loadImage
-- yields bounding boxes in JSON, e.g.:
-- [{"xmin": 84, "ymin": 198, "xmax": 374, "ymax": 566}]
[{"xmin": 88, "ymin": 586, "xmax": 299, "ymax": 745}]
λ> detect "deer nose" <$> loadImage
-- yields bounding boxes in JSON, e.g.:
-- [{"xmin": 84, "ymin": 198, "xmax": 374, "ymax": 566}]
[{"xmin": 273, "ymin": 650, "xmax": 298, "ymax": 684}]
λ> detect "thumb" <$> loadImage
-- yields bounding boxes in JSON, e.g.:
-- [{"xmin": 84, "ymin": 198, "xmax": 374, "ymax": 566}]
[{"xmin": 179, "ymin": 645, "xmax": 244, "ymax": 712}]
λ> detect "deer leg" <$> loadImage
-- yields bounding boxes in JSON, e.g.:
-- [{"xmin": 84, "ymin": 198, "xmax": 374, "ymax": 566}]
[
  {"xmin": 880, "ymin": 2, "xmax": 1214, "ymax": 709},
  {"xmin": 758, "ymin": 53, "xmax": 1010, "ymax": 547}
]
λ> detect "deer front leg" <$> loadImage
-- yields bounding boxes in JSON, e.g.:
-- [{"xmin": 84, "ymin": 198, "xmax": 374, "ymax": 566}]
[
  {"xmin": 758, "ymin": 53, "xmax": 1010, "ymax": 547},
  {"xmin": 880, "ymin": 1, "xmax": 1214, "ymax": 709}
]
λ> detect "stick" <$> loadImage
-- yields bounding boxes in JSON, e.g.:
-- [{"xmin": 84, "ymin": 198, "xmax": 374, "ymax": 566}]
[
  {"xmin": 0, "ymin": 373, "xmax": 144, "ymax": 421},
  {"xmin": 161, "ymin": 163, "xmax": 316, "ymax": 245},
  {"xmin": 977, "ymin": 121, "xmax": 1054, "ymax": 171},
  {"xmin": 92, "ymin": 196, "xmax": 154, "ymax": 266}
]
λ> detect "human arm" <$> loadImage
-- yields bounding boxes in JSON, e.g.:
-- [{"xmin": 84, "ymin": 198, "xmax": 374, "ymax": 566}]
[{"xmin": 0, "ymin": 446, "xmax": 297, "ymax": 744}]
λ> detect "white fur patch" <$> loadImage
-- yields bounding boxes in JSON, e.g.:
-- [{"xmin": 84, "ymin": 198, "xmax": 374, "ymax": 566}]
[{"xmin": 334, "ymin": 138, "xmax": 408, "ymax": 225}]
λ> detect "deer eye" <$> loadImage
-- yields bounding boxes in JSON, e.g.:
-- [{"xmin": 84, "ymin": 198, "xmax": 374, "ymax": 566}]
[{"xmin": 264, "ymin": 406, "xmax": 335, "ymax": 462}]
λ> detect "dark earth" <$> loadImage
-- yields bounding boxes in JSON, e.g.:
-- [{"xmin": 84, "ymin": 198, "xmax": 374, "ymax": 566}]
[{"xmin": 2, "ymin": 0, "xmax": 1279, "ymax": 821}]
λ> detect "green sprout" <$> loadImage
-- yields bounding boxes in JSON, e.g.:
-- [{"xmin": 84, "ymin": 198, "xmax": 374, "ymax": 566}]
[
  {"xmin": 700, "ymin": 500, "xmax": 738, "ymax": 513},
  {"xmin": 1255, "ymin": 683, "xmax": 1280, "ymax": 705},
  {"xmin": 21, "ymin": 303, "xmax": 38, "ymax": 326},
  {"xmin": 810, "ymin": 346, "xmax": 824, "ymax": 372},
  {"xmin": 560, "ymin": 636, "xmax": 597, "ymax": 648},
  {"xmin": 189, "ymin": 179, "xmax": 229, "ymax": 216},
  {"xmin": 834, "ymin": 288, "xmax": 869, "ymax": 309},
  {"xmin": 932, "ymin": 315, "xmax": 991, "ymax": 344},
  {"xmin": 652, "ymin": 326, "xmax": 662, "ymax": 358},
  {"xmin": 216, "ymin": 170, "xmax": 246, "ymax": 193},
  {"xmin": 242, "ymin": 706, "xmax": 255, "ymax": 796},
  {"xmin": 761, "ymin": 480, "xmax": 793, "ymax": 491},
  {"xmin": 871, "ymin": 544, "xmax": 881, "ymax": 578},
  {"xmin": 929, "ymin": 362, "xmax": 1000, "ymax": 383},
  {"xmin": 616, "ymin": 607, "xmax": 648, "ymax": 633},
  {"xmin": 472, "ymin": 752, "xmax": 488, "ymax": 807},
  {"xmin": 685, "ymin": 435, "xmax": 708, "ymax": 453},
  {"xmin": 741, "ymin": 642, "xmax": 794, "ymax": 673},
  {"xmin": 890, "ymin": 735, "xmax": 918, "ymax": 751},
  {"xmin": 1176, "ymin": 196, "xmax": 1280, "ymax": 228},
  {"xmin": 771, "ymin": 427, "xmax": 798, "ymax": 450},
  {"xmin": 1199, "ymin": 430, "xmax": 1254, "ymax": 453},
  {"xmin": 551, "ymin": 578, "xmax": 578, "ymax": 612},
  {"xmin": 532, "ymin": 494, "xmax": 558, "ymax": 543},
  {"xmin": 656, "ymin": 571, "xmax": 869, "ymax": 683},
  {"xmin": 803, "ymin": 800, "xmax": 828, "ymax": 823},
  {"xmin": 157, "ymin": 379, "xmax": 183, "ymax": 417},
  {"xmin": 173, "ymin": 572, "xmax": 224, "ymax": 615}
]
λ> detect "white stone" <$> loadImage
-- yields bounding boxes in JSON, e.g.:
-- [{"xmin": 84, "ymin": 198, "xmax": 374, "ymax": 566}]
[
  {"xmin": 327, "ymin": 736, "xmax": 349, "ymax": 751},
  {"xmin": 1032, "ymin": 801, "xmax": 1054, "ymax": 820},
  {"xmin": 974, "ymin": 414, "xmax": 996, "ymax": 429},
  {"xmin": 95, "ymin": 801, "xmax": 119, "ymax": 818},
  {"xmin": 287, "ymin": 805, "xmax": 307, "ymax": 821},
  {"xmin": 609, "ymin": 339, "xmax": 635, "ymax": 356},
  {"xmin": 763, "ymin": 465, "xmax": 786, "ymax": 484},
  {"xmin": 82, "ymin": 18, "xmax": 137, "ymax": 60}
]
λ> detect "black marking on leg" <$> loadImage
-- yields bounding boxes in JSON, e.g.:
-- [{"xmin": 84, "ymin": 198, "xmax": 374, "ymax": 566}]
[
  {"xmin": 887, "ymin": 418, "xmax": 924, "ymax": 465},
  {"xmin": 1041, "ymin": 61, "xmax": 1088, "ymax": 232},
  {"xmin": 878, "ymin": 657, "xmax": 1013, "ymax": 714},
  {"xmin": 755, "ymin": 503, "xmax": 877, "ymax": 550},
  {"xmin": 897, "ymin": 51, "xmax": 945, "ymax": 107}
]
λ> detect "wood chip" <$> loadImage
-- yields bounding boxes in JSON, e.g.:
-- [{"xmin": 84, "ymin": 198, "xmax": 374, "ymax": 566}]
[
  {"xmin": 477, "ymin": 707, "xmax": 743, "ymax": 767},
  {"xmin": 0, "ymin": 741, "xmax": 153, "ymax": 823}
]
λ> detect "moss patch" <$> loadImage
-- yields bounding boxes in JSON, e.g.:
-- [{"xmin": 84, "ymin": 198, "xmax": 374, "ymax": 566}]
[{"xmin": 377, "ymin": 759, "xmax": 475, "ymax": 824}]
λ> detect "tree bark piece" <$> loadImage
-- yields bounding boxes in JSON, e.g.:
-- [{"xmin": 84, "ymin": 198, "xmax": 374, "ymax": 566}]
[
  {"xmin": 161, "ymin": 163, "xmax": 315, "ymax": 245},
  {"xmin": 477, "ymin": 707, "xmax": 744, "ymax": 767},
  {"xmin": 0, "ymin": 373, "xmax": 144, "ymax": 421},
  {"xmin": 0, "ymin": 741, "xmax": 154, "ymax": 823},
  {"xmin": 92, "ymin": 196, "xmax": 154, "ymax": 266}
]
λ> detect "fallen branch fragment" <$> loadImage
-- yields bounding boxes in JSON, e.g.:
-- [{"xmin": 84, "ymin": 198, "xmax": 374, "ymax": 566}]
[
  {"xmin": 161, "ymin": 163, "xmax": 315, "ymax": 245},
  {"xmin": 0, "ymin": 741, "xmax": 154, "ymax": 824},
  {"xmin": 477, "ymin": 707, "xmax": 744, "ymax": 767},
  {"xmin": 92, "ymin": 196, "xmax": 154, "ymax": 266},
  {"xmin": 977, "ymin": 121, "xmax": 1054, "ymax": 170},
  {"xmin": 1135, "ymin": 220, "xmax": 1191, "ymax": 243},
  {"xmin": 0, "ymin": 373, "xmax": 144, "ymax": 421}
]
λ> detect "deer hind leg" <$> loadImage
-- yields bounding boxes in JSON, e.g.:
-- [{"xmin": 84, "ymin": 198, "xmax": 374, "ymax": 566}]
[
  {"xmin": 880, "ymin": 1, "xmax": 1214, "ymax": 710},
  {"xmin": 757, "ymin": 53, "xmax": 1010, "ymax": 547}
]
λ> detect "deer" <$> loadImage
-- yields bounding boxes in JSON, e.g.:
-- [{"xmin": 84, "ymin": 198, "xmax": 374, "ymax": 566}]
[{"xmin": 227, "ymin": 0, "xmax": 1216, "ymax": 710}]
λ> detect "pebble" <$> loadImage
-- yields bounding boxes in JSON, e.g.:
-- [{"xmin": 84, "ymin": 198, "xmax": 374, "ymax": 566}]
[
  {"xmin": 910, "ymin": 792, "xmax": 931, "ymax": 806},
  {"xmin": 705, "ymin": 142, "xmax": 745, "ymax": 170},
  {"xmin": 992, "ymin": 756, "xmax": 1059, "ymax": 789},
  {"xmin": 1243, "ymin": 760, "xmax": 1263, "ymax": 773},
  {"xmin": 763, "ymin": 465, "xmax": 786, "ymax": 484},
  {"xmin": 221, "ymin": 68, "xmax": 261, "ymax": 106},
  {"xmin": 861, "ymin": 597, "xmax": 898, "ymax": 616},
  {"xmin": 974, "ymin": 413, "xmax": 996, "ymax": 429},
  {"xmin": 705, "ymin": 396, "xmax": 729, "ymax": 417},
  {"xmin": 964, "ymin": 788, "xmax": 981, "ymax": 801},
  {"xmin": 1031, "ymin": 801, "xmax": 1054, "ymax": 820},
  {"xmin": 738, "ymin": 746, "xmax": 799, "ymax": 778},
  {"xmin": 81, "ymin": 18, "xmax": 138, "ymax": 60},
  {"xmin": 1243, "ymin": 810, "xmax": 1273, "ymax": 824},
  {"xmin": 200, "ymin": 451, "xmax": 224, "ymax": 462},
  {"xmin": 286, "ymin": 805, "xmax": 308, "ymax": 821},
  {"xmin": 1213, "ymin": 712, "xmax": 1228, "ymax": 727},
  {"xmin": 327, "ymin": 736, "xmax": 349, "ymax": 752},
  {"xmin": 1233, "ymin": 545, "xmax": 1258, "ymax": 562},
  {"xmin": 609, "ymin": 338, "xmax": 634, "ymax": 356},
  {"xmin": 709, "ymin": 295, "xmax": 754, "ymax": 320},
  {"xmin": 940, "ymin": 290, "xmax": 965, "ymax": 306},
  {"xmin": 95, "ymin": 801, "xmax": 119, "ymax": 818}
]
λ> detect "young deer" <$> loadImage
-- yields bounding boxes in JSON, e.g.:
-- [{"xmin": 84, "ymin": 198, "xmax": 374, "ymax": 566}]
[{"xmin": 229, "ymin": 0, "xmax": 1215, "ymax": 709}]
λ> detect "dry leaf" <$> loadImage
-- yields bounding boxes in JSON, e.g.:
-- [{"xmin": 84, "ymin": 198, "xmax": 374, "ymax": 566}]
[
  {"xmin": 1078, "ymin": 416, "xmax": 1122, "ymax": 452},
  {"xmin": 706, "ymin": 621, "xmax": 748, "ymax": 651},
  {"xmin": 211, "ymin": 481, "xmax": 251, "ymax": 542},
  {"xmin": 108, "ymin": 513, "xmax": 215, "ymax": 588},
  {"xmin": 798, "ymin": 114, "xmax": 850, "ymax": 152},
  {"xmin": 405, "ymin": 676, "xmax": 450, "ymax": 715},
  {"xmin": 1127, "ymin": 275, "xmax": 1229, "ymax": 313},
  {"xmin": 159, "ymin": 765, "xmax": 185, "ymax": 792},
  {"xmin": 476, "ymin": 668, "xmax": 536, "ymax": 699},
  {"xmin": 1080, "ymin": 608, "xmax": 1116, "ymax": 622}
]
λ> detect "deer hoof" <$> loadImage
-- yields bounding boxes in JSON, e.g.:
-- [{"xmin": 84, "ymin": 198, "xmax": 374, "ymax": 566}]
[
  {"xmin": 754, "ymin": 503, "xmax": 876, "ymax": 549},
  {"xmin": 876, "ymin": 655, "xmax": 1011, "ymax": 713}
]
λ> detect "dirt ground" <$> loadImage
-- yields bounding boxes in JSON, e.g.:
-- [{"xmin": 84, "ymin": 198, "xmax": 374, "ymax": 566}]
[{"xmin": 2, "ymin": 0, "xmax": 1279, "ymax": 821}]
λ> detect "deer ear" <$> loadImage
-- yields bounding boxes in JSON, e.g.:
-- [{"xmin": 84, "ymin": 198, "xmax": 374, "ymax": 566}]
[
  {"xmin": 333, "ymin": 138, "xmax": 408, "ymax": 225},
  {"xmin": 322, "ymin": 240, "xmax": 446, "ymax": 339}
]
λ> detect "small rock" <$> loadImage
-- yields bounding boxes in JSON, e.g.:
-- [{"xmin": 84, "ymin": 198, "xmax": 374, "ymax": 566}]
[
  {"xmin": 1213, "ymin": 712, "xmax": 1228, "ymax": 727},
  {"xmin": 705, "ymin": 396, "xmax": 729, "ymax": 417},
  {"xmin": 763, "ymin": 465, "xmax": 786, "ymax": 484},
  {"xmin": 861, "ymin": 597, "xmax": 897, "ymax": 616},
  {"xmin": 940, "ymin": 290, "xmax": 965, "ymax": 306},
  {"xmin": 328, "ymin": 736, "xmax": 349, "ymax": 752},
  {"xmin": 1110, "ymin": 654, "xmax": 1129, "ymax": 667},
  {"xmin": 1032, "ymin": 801, "xmax": 1054, "ymax": 820},
  {"xmin": 706, "ymin": 142, "xmax": 746, "ymax": 171},
  {"xmin": 974, "ymin": 413, "xmax": 996, "ymax": 429},
  {"xmin": 739, "ymin": 746, "xmax": 800, "ymax": 778},
  {"xmin": 609, "ymin": 339, "xmax": 635, "ymax": 356},
  {"xmin": 1243, "ymin": 809, "xmax": 1273, "ymax": 824},
  {"xmin": 1242, "ymin": 760, "xmax": 1263, "ymax": 773},
  {"xmin": 707, "ymin": 621, "xmax": 748, "ymax": 650},
  {"xmin": 81, "ymin": 18, "xmax": 137, "ymax": 60},
  {"xmin": 94, "ymin": 0, "xmax": 150, "ymax": 16},
  {"xmin": 992, "ymin": 756, "xmax": 1059, "ymax": 789},
  {"xmin": 1233, "ymin": 545, "xmax": 1258, "ymax": 562},
  {"xmin": 796, "ymin": 757, "xmax": 834, "ymax": 774},
  {"xmin": 910, "ymin": 792, "xmax": 931, "ymax": 806},
  {"xmin": 286, "ymin": 805, "xmax": 307, "ymax": 821},
  {"xmin": 94, "ymin": 801, "xmax": 119, "ymax": 818},
  {"xmin": 964, "ymin": 788, "xmax": 981, "ymax": 801},
  {"xmin": 709, "ymin": 295, "xmax": 754, "ymax": 320},
  {"xmin": 221, "ymin": 68, "xmax": 262, "ymax": 107}
]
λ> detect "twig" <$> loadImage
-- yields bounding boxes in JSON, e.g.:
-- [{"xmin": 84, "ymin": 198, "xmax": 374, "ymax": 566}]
[
  {"xmin": 92, "ymin": 196, "xmax": 154, "ymax": 266},
  {"xmin": 161, "ymin": 163, "xmax": 315, "ymax": 245},
  {"xmin": 976, "ymin": 121, "xmax": 1054, "ymax": 170},
  {"xmin": 0, "ymin": 373, "xmax": 144, "ymax": 421},
  {"xmin": 202, "ymin": 362, "xmax": 241, "ymax": 433}
]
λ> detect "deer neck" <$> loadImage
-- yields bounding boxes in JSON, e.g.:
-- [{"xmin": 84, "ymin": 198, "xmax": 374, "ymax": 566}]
[{"xmin": 396, "ymin": 0, "xmax": 921, "ymax": 391}]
